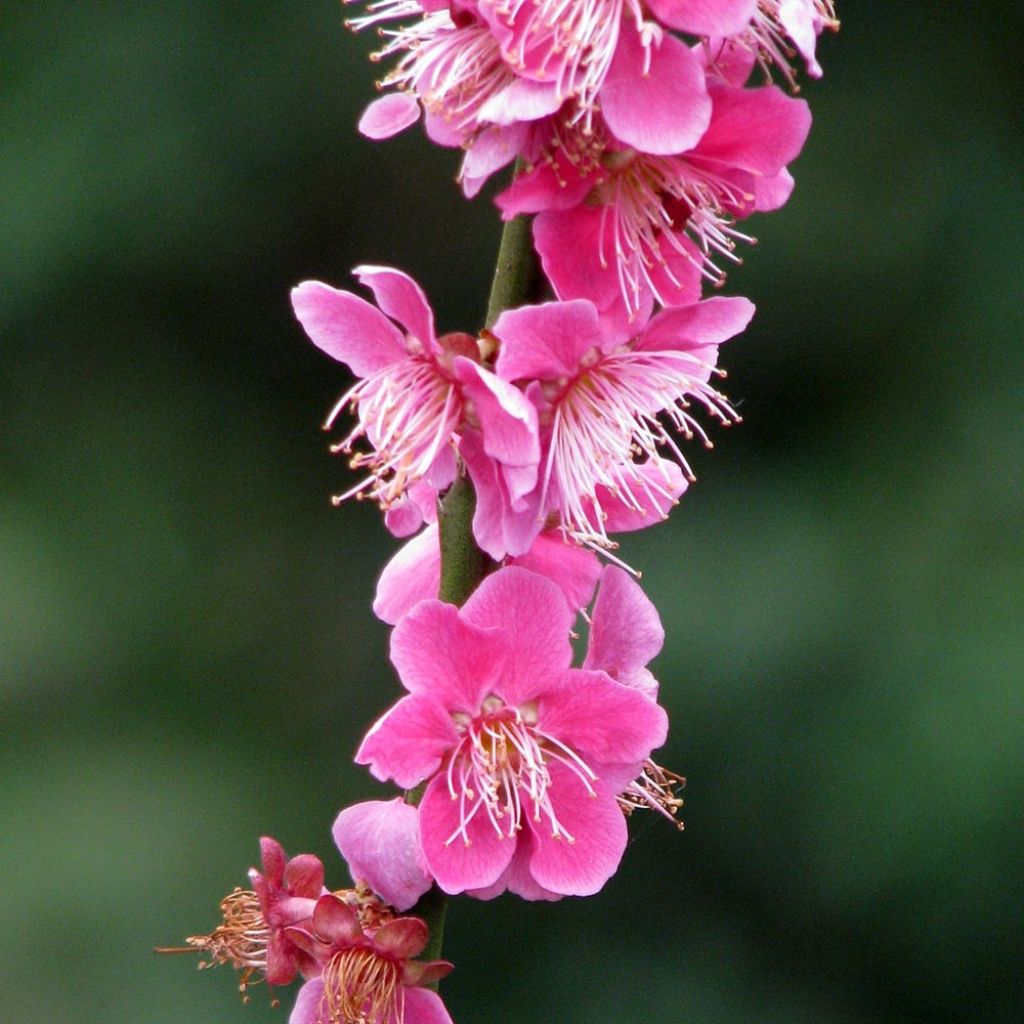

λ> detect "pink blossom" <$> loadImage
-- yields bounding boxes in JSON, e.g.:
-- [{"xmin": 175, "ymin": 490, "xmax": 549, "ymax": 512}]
[
  {"xmin": 373, "ymin": 523, "xmax": 601, "ymax": 624},
  {"xmin": 490, "ymin": 293, "xmax": 754, "ymax": 550},
  {"xmin": 739, "ymin": 0, "xmax": 839, "ymax": 83},
  {"xmin": 356, "ymin": 566, "xmax": 668, "ymax": 898},
  {"xmin": 287, "ymin": 895, "xmax": 453, "ymax": 1024},
  {"xmin": 332, "ymin": 799, "xmax": 434, "ymax": 912},
  {"xmin": 500, "ymin": 78, "xmax": 810, "ymax": 316},
  {"xmin": 291, "ymin": 266, "xmax": 538, "ymax": 534}
]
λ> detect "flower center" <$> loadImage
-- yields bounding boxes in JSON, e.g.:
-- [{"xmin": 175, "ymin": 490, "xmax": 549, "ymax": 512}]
[
  {"xmin": 321, "ymin": 947, "xmax": 402, "ymax": 1024},
  {"xmin": 445, "ymin": 698, "xmax": 597, "ymax": 846}
]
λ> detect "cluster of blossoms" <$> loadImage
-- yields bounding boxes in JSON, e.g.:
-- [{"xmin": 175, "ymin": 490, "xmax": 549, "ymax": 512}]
[{"xmin": 167, "ymin": 3, "xmax": 835, "ymax": 1023}]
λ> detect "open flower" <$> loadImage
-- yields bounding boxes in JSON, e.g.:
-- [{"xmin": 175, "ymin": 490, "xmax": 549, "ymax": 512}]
[
  {"xmin": 292, "ymin": 265, "xmax": 538, "ymax": 536},
  {"xmin": 491, "ymin": 292, "xmax": 754, "ymax": 550},
  {"xmin": 287, "ymin": 894, "xmax": 453, "ymax": 1024},
  {"xmin": 356, "ymin": 566, "xmax": 668, "ymax": 898}
]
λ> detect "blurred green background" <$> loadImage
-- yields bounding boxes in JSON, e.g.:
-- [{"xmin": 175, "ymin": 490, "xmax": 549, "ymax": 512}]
[{"xmin": 2, "ymin": 3, "xmax": 1021, "ymax": 1022}]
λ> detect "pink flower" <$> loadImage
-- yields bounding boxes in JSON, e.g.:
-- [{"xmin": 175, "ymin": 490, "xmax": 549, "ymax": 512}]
[
  {"xmin": 490, "ymin": 293, "xmax": 754, "ymax": 550},
  {"xmin": 738, "ymin": 0, "xmax": 839, "ymax": 83},
  {"xmin": 287, "ymin": 895, "xmax": 453, "ymax": 1024},
  {"xmin": 291, "ymin": 265, "xmax": 538, "ymax": 534},
  {"xmin": 373, "ymin": 524, "xmax": 601, "ymax": 624},
  {"xmin": 356, "ymin": 566, "xmax": 669, "ymax": 898},
  {"xmin": 500, "ymin": 78, "xmax": 811, "ymax": 316},
  {"xmin": 333, "ymin": 799, "xmax": 434, "ymax": 912}
]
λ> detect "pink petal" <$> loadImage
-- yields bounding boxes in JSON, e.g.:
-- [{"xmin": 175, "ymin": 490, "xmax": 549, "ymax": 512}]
[
  {"xmin": 460, "ymin": 123, "xmax": 528, "ymax": 199},
  {"xmin": 477, "ymin": 77, "xmax": 562, "ymax": 126},
  {"xmin": 384, "ymin": 494, "xmax": 428, "ymax": 538},
  {"xmin": 395, "ymin": 987, "xmax": 454, "ymax": 1024},
  {"xmin": 537, "ymin": 669, "xmax": 668, "ymax": 765},
  {"xmin": 755, "ymin": 169, "xmax": 795, "ymax": 212},
  {"xmin": 584, "ymin": 567, "xmax": 664, "ymax": 692},
  {"xmin": 418, "ymin": 774, "xmax": 517, "ymax": 893},
  {"xmin": 495, "ymin": 157, "xmax": 595, "ymax": 218},
  {"xmin": 493, "ymin": 299, "xmax": 602, "ymax": 382},
  {"xmin": 639, "ymin": 295, "xmax": 755, "ymax": 355},
  {"xmin": 291, "ymin": 281, "xmax": 406, "ymax": 377},
  {"xmin": 779, "ymin": 0, "xmax": 823, "ymax": 77},
  {"xmin": 645, "ymin": 233, "xmax": 704, "ymax": 308},
  {"xmin": 332, "ymin": 799, "xmax": 433, "ymax": 912},
  {"xmin": 600, "ymin": 29, "xmax": 711, "ymax": 156},
  {"xmin": 356, "ymin": 693, "xmax": 461, "ymax": 790},
  {"xmin": 374, "ymin": 526, "xmax": 440, "ymax": 626},
  {"xmin": 289, "ymin": 978, "xmax": 325, "ymax": 1024},
  {"xmin": 454, "ymin": 358, "xmax": 539, "ymax": 473},
  {"xmin": 353, "ymin": 265, "xmax": 437, "ymax": 353},
  {"xmin": 697, "ymin": 85, "xmax": 811, "ymax": 176},
  {"xmin": 461, "ymin": 567, "xmax": 573, "ymax": 704},
  {"xmin": 283, "ymin": 854, "xmax": 325, "ymax": 898},
  {"xmin": 390, "ymin": 600, "xmax": 508, "ymax": 710},
  {"xmin": 646, "ymin": 0, "xmax": 756, "ymax": 35},
  {"xmin": 509, "ymin": 532, "xmax": 601, "ymax": 613},
  {"xmin": 265, "ymin": 934, "xmax": 298, "ymax": 986},
  {"xmin": 311, "ymin": 894, "xmax": 363, "ymax": 946},
  {"xmin": 358, "ymin": 93, "xmax": 421, "ymax": 140},
  {"xmin": 372, "ymin": 917, "xmax": 429, "ymax": 960},
  {"xmin": 259, "ymin": 836, "xmax": 287, "ymax": 885},
  {"xmin": 525, "ymin": 767, "xmax": 628, "ymax": 896},
  {"xmin": 594, "ymin": 457, "xmax": 688, "ymax": 533}
]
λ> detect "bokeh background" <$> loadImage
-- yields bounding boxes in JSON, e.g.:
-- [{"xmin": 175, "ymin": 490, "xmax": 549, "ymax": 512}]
[{"xmin": 3, "ymin": 4, "xmax": 1021, "ymax": 1022}]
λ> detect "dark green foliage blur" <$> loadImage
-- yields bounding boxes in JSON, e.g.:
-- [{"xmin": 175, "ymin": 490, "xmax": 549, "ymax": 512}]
[{"xmin": 2, "ymin": 4, "xmax": 1021, "ymax": 1022}]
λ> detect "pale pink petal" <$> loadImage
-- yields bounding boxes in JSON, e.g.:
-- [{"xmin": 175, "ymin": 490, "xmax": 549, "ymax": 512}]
[
  {"xmin": 697, "ymin": 85, "xmax": 811, "ymax": 176},
  {"xmin": 384, "ymin": 494, "xmax": 428, "ymax": 538},
  {"xmin": 418, "ymin": 774, "xmax": 517, "ymax": 893},
  {"xmin": 600, "ymin": 29, "xmax": 711, "ymax": 156},
  {"xmin": 289, "ymin": 978, "xmax": 325, "ymax": 1024},
  {"xmin": 460, "ymin": 123, "xmax": 528, "ymax": 198},
  {"xmin": 390, "ymin": 600, "xmax": 508, "ymax": 710},
  {"xmin": 396, "ymin": 986, "xmax": 454, "ymax": 1024},
  {"xmin": 647, "ymin": 0, "xmax": 756, "ymax": 35},
  {"xmin": 461, "ymin": 567, "xmax": 573, "ymax": 704},
  {"xmin": 537, "ymin": 669, "xmax": 668, "ymax": 764},
  {"xmin": 779, "ymin": 0, "xmax": 823, "ymax": 77},
  {"xmin": 291, "ymin": 281, "xmax": 406, "ymax": 377},
  {"xmin": 332, "ymin": 799, "xmax": 433, "ymax": 911},
  {"xmin": 424, "ymin": 110, "xmax": 465, "ymax": 147},
  {"xmin": 584, "ymin": 566, "xmax": 664, "ymax": 693},
  {"xmin": 477, "ymin": 77, "xmax": 562, "ymax": 125},
  {"xmin": 374, "ymin": 526, "xmax": 440, "ymax": 626},
  {"xmin": 358, "ymin": 93, "xmax": 421, "ymax": 140},
  {"xmin": 453, "ymin": 358, "xmax": 539, "ymax": 473},
  {"xmin": 754, "ymin": 168, "xmax": 795, "ymax": 212},
  {"xmin": 355, "ymin": 693, "xmax": 461, "ymax": 790},
  {"xmin": 493, "ymin": 299, "xmax": 602, "ymax": 382},
  {"xmin": 525, "ymin": 767, "xmax": 628, "ymax": 896},
  {"xmin": 353, "ymin": 265, "xmax": 437, "ymax": 352},
  {"xmin": 509, "ymin": 532, "xmax": 601, "ymax": 613}
]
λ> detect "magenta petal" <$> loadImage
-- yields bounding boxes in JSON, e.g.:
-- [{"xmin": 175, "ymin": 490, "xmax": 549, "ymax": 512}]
[
  {"xmin": 595, "ymin": 457, "xmax": 688, "ymax": 533},
  {"xmin": 259, "ymin": 836, "xmax": 287, "ymax": 884},
  {"xmin": 283, "ymin": 854, "xmax": 325, "ymax": 898},
  {"xmin": 353, "ymin": 265, "xmax": 437, "ymax": 352},
  {"xmin": 601, "ymin": 29, "xmax": 711, "ymax": 156},
  {"xmin": 460, "ymin": 123, "xmax": 528, "ymax": 198},
  {"xmin": 461, "ymin": 567, "xmax": 573, "ymax": 704},
  {"xmin": 333, "ymin": 799, "xmax": 433, "ymax": 912},
  {"xmin": 495, "ymin": 159, "xmax": 594, "ymax": 218},
  {"xmin": 398, "ymin": 987, "xmax": 454, "ymax": 1024},
  {"xmin": 390, "ymin": 600, "xmax": 508, "ymax": 710},
  {"xmin": 312, "ymin": 895, "xmax": 363, "ymax": 946},
  {"xmin": 493, "ymin": 299, "xmax": 602, "ymax": 382},
  {"xmin": 385, "ymin": 494, "xmax": 428, "ymax": 538},
  {"xmin": 289, "ymin": 978, "xmax": 325, "ymax": 1024},
  {"xmin": 454, "ymin": 359, "xmax": 539, "ymax": 472},
  {"xmin": 584, "ymin": 566, "xmax": 664, "ymax": 689},
  {"xmin": 697, "ymin": 85, "xmax": 811, "ymax": 176},
  {"xmin": 509, "ymin": 532, "xmax": 601, "ymax": 614},
  {"xmin": 538, "ymin": 669, "xmax": 668, "ymax": 764},
  {"xmin": 373, "ymin": 917, "xmax": 429, "ymax": 960},
  {"xmin": 646, "ymin": 233, "xmax": 704, "ymax": 308},
  {"xmin": 755, "ymin": 169, "xmax": 795, "ymax": 212},
  {"xmin": 374, "ymin": 526, "xmax": 440, "ymax": 626},
  {"xmin": 356, "ymin": 693, "xmax": 461, "ymax": 790},
  {"xmin": 640, "ymin": 296, "xmax": 756, "ymax": 354},
  {"xmin": 291, "ymin": 281, "xmax": 406, "ymax": 377},
  {"xmin": 418, "ymin": 774, "xmax": 517, "ymax": 893},
  {"xmin": 525, "ymin": 767, "xmax": 628, "ymax": 896},
  {"xmin": 358, "ymin": 93, "xmax": 421, "ymax": 140},
  {"xmin": 647, "ymin": 0, "xmax": 756, "ymax": 35}
]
